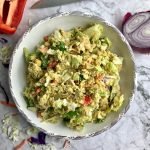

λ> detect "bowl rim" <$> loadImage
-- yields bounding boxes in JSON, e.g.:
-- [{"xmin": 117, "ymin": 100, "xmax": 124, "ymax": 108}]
[{"xmin": 8, "ymin": 11, "xmax": 136, "ymax": 140}]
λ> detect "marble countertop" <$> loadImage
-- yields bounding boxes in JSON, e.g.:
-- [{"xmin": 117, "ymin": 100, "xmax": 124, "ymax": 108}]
[{"xmin": 0, "ymin": 0, "xmax": 150, "ymax": 149}]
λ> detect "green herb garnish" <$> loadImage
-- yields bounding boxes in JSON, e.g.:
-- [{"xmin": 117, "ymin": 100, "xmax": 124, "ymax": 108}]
[
  {"xmin": 79, "ymin": 74, "xmax": 85, "ymax": 81},
  {"xmin": 40, "ymin": 55, "xmax": 49, "ymax": 69},
  {"xmin": 24, "ymin": 97, "xmax": 35, "ymax": 108},
  {"xmin": 51, "ymin": 41, "xmax": 66, "ymax": 52}
]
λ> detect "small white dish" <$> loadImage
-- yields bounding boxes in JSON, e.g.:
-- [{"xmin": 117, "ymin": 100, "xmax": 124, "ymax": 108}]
[{"xmin": 9, "ymin": 11, "xmax": 136, "ymax": 139}]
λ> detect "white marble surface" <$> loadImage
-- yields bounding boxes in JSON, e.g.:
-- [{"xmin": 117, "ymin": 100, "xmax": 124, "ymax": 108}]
[{"xmin": 0, "ymin": 0, "xmax": 150, "ymax": 149}]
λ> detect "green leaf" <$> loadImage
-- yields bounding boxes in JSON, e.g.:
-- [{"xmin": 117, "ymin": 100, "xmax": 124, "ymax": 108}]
[
  {"xmin": 99, "ymin": 92, "xmax": 106, "ymax": 97},
  {"xmin": 41, "ymin": 85, "xmax": 46, "ymax": 92},
  {"xmin": 51, "ymin": 41, "xmax": 66, "ymax": 52},
  {"xmin": 63, "ymin": 111, "xmax": 77, "ymax": 123},
  {"xmin": 40, "ymin": 55, "xmax": 49, "ymax": 69},
  {"xmin": 95, "ymin": 118, "xmax": 104, "ymax": 123},
  {"xmin": 100, "ymin": 37, "xmax": 111, "ymax": 49},
  {"xmin": 35, "ymin": 49, "xmax": 42, "ymax": 57},
  {"xmin": 23, "ymin": 48, "xmax": 30, "ymax": 62},
  {"xmin": 24, "ymin": 97, "xmax": 35, "ymax": 108},
  {"xmin": 47, "ymin": 107, "xmax": 54, "ymax": 112},
  {"xmin": 23, "ymin": 48, "xmax": 37, "ymax": 62},
  {"xmin": 63, "ymin": 117, "xmax": 70, "ymax": 122},
  {"xmin": 83, "ymin": 24, "xmax": 103, "ymax": 41},
  {"xmin": 51, "ymin": 45, "xmax": 57, "ymax": 50},
  {"xmin": 64, "ymin": 111, "xmax": 78, "ymax": 120},
  {"xmin": 28, "ymin": 107, "xmax": 37, "ymax": 112},
  {"xmin": 59, "ymin": 41, "xmax": 66, "ymax": 51},
  {"xmin": 79, "ymin": 74, "xmax": 85, "ymax": 81}
]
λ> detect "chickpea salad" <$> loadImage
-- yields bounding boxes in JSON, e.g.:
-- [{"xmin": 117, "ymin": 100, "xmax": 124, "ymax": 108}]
[{"xmin": 23, "ymin": 24, "xmax": 124, "ymax": 131}]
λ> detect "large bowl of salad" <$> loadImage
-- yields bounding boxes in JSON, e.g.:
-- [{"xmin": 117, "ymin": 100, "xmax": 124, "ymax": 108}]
[{"xmin": 9, "ymin": 11, "xmax": 136, "ymax": 139}]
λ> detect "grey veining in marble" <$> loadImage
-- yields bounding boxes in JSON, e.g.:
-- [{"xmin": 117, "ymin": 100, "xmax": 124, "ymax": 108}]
[{"xmin": 0, "ymin": 0, "xmax": 150, "ymax": 149}]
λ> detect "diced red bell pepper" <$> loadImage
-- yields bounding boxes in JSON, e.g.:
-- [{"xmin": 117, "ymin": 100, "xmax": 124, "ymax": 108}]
[
  {"xmin": 37, "ymin": 111, "xmax": 42, "ymax": 118},
  {"xmin": 84, "ymin": 95, "xmax": 92, "ymax": 106},
  {"xmin": 35, "ymin": 87, "xmax": 41, "ymax": 94},
  {"xmin": 48, "ymin": 60, "xmax": 58, "ymax": 69},
  {"xmin": 44, "ymin": 36, "xmax": 49, "ymax": 42}
]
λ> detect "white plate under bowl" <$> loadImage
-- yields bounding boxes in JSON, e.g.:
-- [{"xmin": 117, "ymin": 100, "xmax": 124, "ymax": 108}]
[{"xmin": 9, "ymin": 11, "xmax": 136, "ymax": 139}]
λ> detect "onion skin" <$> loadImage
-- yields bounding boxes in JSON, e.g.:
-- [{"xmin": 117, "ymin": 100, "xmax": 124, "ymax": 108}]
[
  {"xmin": 122, "ymin": 10, "xmax": 150, "ymax": 27},
  {"xmin": 122, "ymin": 11, "xmax": 150, "ymax": 53},
  {"xmin": 122, "ymin": 12, "xmax": 132, "ymax": 26}
]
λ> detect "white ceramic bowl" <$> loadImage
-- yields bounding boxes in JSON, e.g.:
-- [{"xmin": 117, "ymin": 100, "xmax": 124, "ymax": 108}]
[{"xmin": 9, "ymin": 11, "xmax": 136, "ymax": 139}]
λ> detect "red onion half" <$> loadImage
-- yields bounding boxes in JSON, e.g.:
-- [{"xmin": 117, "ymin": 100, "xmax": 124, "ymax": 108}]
[{"xmin": 122, "ymin": 11, "xmax": 150, "ymax": 52}]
